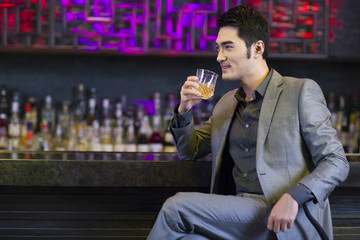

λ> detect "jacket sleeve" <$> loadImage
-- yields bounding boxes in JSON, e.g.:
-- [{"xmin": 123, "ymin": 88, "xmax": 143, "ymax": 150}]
[
  {"xmin": 298, "ymin": 79, "xmax": 349, "ymax": 207},
  {"xmin": 169, "ymin": 115, "xmax": 212, "ymax": 161}
]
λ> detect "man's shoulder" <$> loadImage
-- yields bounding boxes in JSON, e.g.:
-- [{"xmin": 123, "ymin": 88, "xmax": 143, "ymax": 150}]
[
  {"xmin": 217, "ymin": 88, "xmax": 238, "ymax": 102},
  {"xmin": 272, "ymin": 70, "xmax": 317, "ymax": 88}
]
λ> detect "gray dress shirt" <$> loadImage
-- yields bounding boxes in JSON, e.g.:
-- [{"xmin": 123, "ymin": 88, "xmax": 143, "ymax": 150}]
[{"xmin": 228, "ymin": 69, "xmax": 272, "ymax": 194}]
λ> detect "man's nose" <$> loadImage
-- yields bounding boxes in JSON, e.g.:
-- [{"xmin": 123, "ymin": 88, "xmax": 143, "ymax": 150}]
[{"xmin": 217, "ymin": 50, "xmax": 226, "ymax": 63}]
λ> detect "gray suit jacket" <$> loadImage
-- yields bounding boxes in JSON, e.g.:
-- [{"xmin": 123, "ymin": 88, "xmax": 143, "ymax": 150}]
[{"xmin": 170, "ymin": 70, "xmax": 349, "ymax": 240}]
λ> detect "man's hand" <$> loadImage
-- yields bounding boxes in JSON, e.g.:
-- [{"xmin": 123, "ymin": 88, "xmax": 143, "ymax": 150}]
[
  {"xmin": 178, "ymin": 76, "xmax": 202, "ymax": 115},
  {"xmin": 267, "ymin": 193, "xmax": 298, "ymax": 234}
]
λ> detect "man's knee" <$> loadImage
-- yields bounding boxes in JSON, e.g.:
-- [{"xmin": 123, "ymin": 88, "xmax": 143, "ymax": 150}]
[{"xmin": 162, "ymin": 192, "xmax": 189, "ymax": 214}]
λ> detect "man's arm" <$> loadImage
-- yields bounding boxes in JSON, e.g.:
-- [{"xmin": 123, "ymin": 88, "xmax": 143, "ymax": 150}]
[
  {"xmin": 168, "ymin": 76, "xmax": 212, "ymax": 161},
  {"xmin": 297, "ymin": 79, "xmax": 349, "ymax": 206},
  {"xmin": 268, "ymin": 79, "xmax": 349, "ymax": 233}
]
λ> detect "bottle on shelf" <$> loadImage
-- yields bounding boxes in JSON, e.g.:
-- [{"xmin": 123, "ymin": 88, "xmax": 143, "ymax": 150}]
[
  {"xmin": 100, "ymin": 98, "xmax": 113, "ymax": 151},
  {"xmin": 149, "ymin": 114, "xmax": 163, "ymax": 152},
  {"xmin": 28, "ymin": 96, "xmax": 38, "ymax": 132},
  {"xmin": 20, "ymin": 122, "xmax": 27, "ymax": 149},
  {"xmin": 135, "ymin": 104, "xmax": 144, "ymax": 137},
  {"xmin": 114, "ymin": 101, "xmax": 123, "ymax": 125},
  {"xmin": 24, "ymin": 121, "xmax": 34, "ymax": 150},
  {"xmin": 137, "ymin": 114, "xmax": 151, "ymax": 152},
  {"xmin": 327, "ymin": 92, "xmax": 337, "ymax": 128},
  {"xmin": 0, "ymin": 86, "xmax": 8, "ymax": 149},
  {"xmin": 86, "ymin": 87, "xmax": 98, "ymax": 126},
  {"xmin": 113, "ymin": 119, "xmax": 125, "ymax": 152},
  {"xmin": 41, "ymin": 95, "xmax": 56, "ymax": 134},
  {"xmin": 58, "ymin": 101, "xmax": 71, "ymax": 142},
  {"xmin": 66, "ymin": 120, "xmax": 77, "ymax": 151},
  {"xmin": 124, "ymin": 117, "xmax": 137, "ymax": 152},
  {"xmin": 8, "ymin": 92, "xmax": 21, "ymax": 150},
  {"xmin": 75, "ymin": 121, "xmax": 89, "ymax": 151},
  {"xmin": 74, "ymin": 83, "xmax": 86, "ymax": 124},
  {"xmin": 348, "ymin": 93, "xmax": 360, "ymax": 153},
  {"xmin": 89, "ymin": 120, "xmax": 102, "ymax": 151},
  {"xmin": 113, "ymin": 101, "xmax": 125, "ymax": 152},
  {"xmin": 163, "ymin": 93, "xmax": 176, "ymax": 152},
  {"xmin": 36, "ymin": 120, "xmax": 51, "ymax": 151},
  {"xmin": 336, "ymin": 94, "xmax": 349, "ymax": 152},
  {"xmin": 20, "ymin": 103, "xmax": 32, "ymax": 149},
  {"xmin": 51, "ymin": 124, "xmax": 66, "ymax": 151}
]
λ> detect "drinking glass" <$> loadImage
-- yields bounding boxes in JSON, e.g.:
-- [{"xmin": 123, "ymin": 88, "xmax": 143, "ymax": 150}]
[{"xmin": 195, "ymin": 69, "xmax": 218, "ymax": 99}]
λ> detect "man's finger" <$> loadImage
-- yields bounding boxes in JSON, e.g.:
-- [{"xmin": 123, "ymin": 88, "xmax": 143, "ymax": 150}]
[{"xmin": 280, "ymin": 222, "xmax": 287, "ymax": 232}]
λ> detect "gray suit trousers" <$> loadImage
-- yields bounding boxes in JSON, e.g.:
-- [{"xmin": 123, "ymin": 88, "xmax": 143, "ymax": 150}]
[{"xmin": 147, "ymin": 192, "xmax": 277, "ymax": 240}]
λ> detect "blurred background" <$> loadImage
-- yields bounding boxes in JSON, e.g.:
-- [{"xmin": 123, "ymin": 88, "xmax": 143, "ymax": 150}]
[{"xmin": 0, "ymin": 0, "xmax": 358, "ymax": 152}]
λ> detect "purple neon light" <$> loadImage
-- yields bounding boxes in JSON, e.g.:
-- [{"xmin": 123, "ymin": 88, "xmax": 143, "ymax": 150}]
[{"xmin": 0, "ymin": 0, "xmax": 328, "ymax": 56}]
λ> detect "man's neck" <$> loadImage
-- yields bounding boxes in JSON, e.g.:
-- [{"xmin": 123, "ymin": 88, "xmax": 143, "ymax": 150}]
[{"xmin": 241, "ymin": 61, "xmax": 269, "ymax": 101}]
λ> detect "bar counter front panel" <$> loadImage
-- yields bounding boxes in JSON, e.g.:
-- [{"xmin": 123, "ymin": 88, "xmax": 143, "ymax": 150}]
[{"xmin": 0, "ymin": 151, "xmax": 358, "ymax": 240}]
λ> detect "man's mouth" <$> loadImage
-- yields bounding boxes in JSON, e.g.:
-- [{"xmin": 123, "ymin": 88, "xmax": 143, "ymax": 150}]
[{"xmin": 221, "ymin": 65, "xmax": 230, "ymax": 72}]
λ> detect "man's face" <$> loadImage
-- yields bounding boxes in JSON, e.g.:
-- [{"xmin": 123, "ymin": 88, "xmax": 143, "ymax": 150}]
[{"xmin": 215, "ymin": 26, "xmax": 254, "ymax": 82}]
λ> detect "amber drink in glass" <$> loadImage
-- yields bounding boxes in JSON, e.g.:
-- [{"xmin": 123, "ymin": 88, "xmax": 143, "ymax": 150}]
[{"xmin": 196, "ymin": 69, "xmax": 218, "ymax": 99}]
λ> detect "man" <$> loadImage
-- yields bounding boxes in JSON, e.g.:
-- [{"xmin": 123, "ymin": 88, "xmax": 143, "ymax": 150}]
[{"xmin": 147, "ymin": 5, "xmax": 349, "ymax": 240}]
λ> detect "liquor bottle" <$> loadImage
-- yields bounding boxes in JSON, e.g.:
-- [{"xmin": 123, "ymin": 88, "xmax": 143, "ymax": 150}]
[
  {"xmin": 153, "ymin": 92, "xmax": 164, "ymax": 131},
  {"xmin": 135, "ymin": 104, "xmax": 144, "ymax": 137},
  {"xmin": 336, "ymin": 94, "xmax": 349, "ymax": 151},
  {"xmin": 41, "ymin": 95, "xmax": 56, "ymax": 134},
  {"xmin": 327, "ymin": 92, "xmax": 337, "ymax": 128},
  {"xmin": 124, "ymin": 118, "xmax": 137, "ymax": 152},
  {"xmin": 24, "ymin": 122, "xmax": 34, "ymax": 150},
  {"xmin": 51, "ymin": 124, "xmax": 66, "ymax": 151},
  {"xmin": 163, "ymin": 93, "xmax": 176, "ymax": 152},
  {"xmin": 348, "ymin": 123, "xmax": 356, "ymax": 153},
  {"xmin": 20, "ymin": 103, "xmax": 32, "ymax": 148},
  {"xmin": 149, "ymin": 114, "xmax": 163, "ymax": 152},
  {"xmin": 102, "ymin": 98, "xmax": 112, "ymax": 121},
  {"xmin": 137, "ymin": 115, "xmax": 151, "ymax": 152},
  {"xmin": 100, "ymin": 98, "xmax": 113, "ymax": 151},
  {"xmin": 0, "ymin": 86, "xmax": 8, "ymax": 149},
  {"xmin": 89, "ymin": 120, "xmax": 102, "ymax": 151},
  {"xmin": 36, "ymin": 120, "xmax": 51, "ymax": 151},
  {"xmin": 58, "ymin": 102, "xmax": 71, "ymax": 141},
  {"xmin": 113, "ymin": 119, "xmax": 125, "ymax": 152},
  {"xmin": 86, "ymin": 87, "xmax": 97, "ymax": 126},
  {"xmin": 113, "ymin": 101, "xmax": 125, "ymax": 152},
  {"xmin": 8, "ymin": 92, "xmax": 21, "ymax": 150},
  {"xmin": 114, "ymin": 101, "xmax": 123, "ymax": 125},
  {"xmin": 66, "ymin": 120, "xmax": 77, "ymax": 151},
  {"xmin": 28, "ymin": 96, "xmax": 38, "ymax": 132},
  {"xmin": 76, "ymin": 121, "xmax": 89, "ymax": 151},
  {"xmin": 101, "ymin": 120, "xmax": 113, "ymax": 151},
  {"xmin": 349, "ymin": 93, "xmax": 359, "ymax": 153},
  {"xmin": 74, "ymin": 83, "xmax": 86, "ymax": 123},
  {"xmin": 20, "ymin": 123, "xmax": 27, "ymax": 149}
]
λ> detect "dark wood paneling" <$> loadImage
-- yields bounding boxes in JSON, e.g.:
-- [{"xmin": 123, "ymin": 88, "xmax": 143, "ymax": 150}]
[
  {"xmin": 0, "ymin": 186, "xmax": 357, "ymax": 239},
  {"xmin": 0, "ymin": 186, "xmax": 207, "ymax": 239}
]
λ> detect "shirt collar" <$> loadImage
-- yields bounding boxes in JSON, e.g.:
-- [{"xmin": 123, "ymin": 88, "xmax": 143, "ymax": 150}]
[{"xmin": 234, "ymin": 68, "xmax": 273, "ymax": 103}]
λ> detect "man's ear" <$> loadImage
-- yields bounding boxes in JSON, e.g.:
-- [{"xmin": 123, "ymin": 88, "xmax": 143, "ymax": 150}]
[{"xmin": 254, "ymin": 41, "xmax": 265, "ymax": 57}]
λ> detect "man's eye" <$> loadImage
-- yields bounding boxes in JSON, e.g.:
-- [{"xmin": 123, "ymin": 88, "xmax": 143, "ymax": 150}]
[{"xmin": 225, "ymin": 45, "xmax": 233, "ymax": 49}]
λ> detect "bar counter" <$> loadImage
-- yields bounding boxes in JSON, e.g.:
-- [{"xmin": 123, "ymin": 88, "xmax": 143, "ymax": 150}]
[
  {"xmin": 0, "ymin": 151, "xmax": 212, "ymax": 188},
  {"xmin": 0, "ymin": 151, "xmax": 358, "ymax": 187},
  {"xmin": 0, "ymin": 151, "xmax": 358, "ymax": 240}
]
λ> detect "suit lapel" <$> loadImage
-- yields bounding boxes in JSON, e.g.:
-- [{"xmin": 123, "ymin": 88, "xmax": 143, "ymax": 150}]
[{"xmin": 256, "ymin": 70, "xmax": 284, "ymax": 162}]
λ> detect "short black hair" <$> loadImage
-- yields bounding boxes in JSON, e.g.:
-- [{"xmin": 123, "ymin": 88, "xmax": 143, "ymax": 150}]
[{"xmin": 217, "ymin": 5, "xmax": 270, "ymax": 59}]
